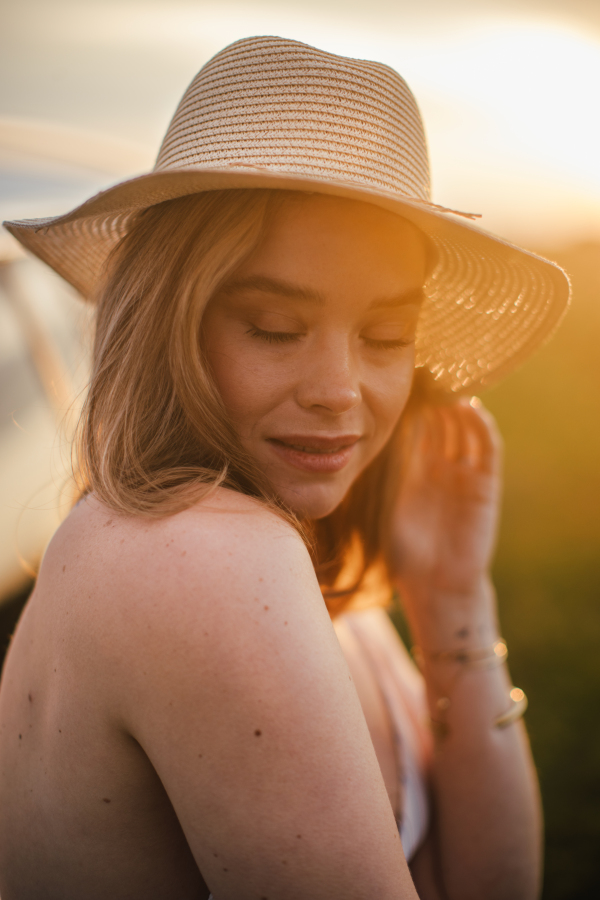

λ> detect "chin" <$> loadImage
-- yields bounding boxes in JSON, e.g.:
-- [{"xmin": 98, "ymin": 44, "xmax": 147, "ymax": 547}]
[{"xmin": 277, "ymin": 482, "xmax": 348, "ymax": 521}]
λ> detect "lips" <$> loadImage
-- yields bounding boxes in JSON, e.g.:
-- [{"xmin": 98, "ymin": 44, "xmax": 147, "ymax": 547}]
[{"xmin": 267, "ymin": 434, "xmax": 361, "ymax": 473}]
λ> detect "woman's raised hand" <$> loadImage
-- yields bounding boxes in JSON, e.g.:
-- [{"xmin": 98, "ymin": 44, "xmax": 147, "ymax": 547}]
[{"xmin": 388, "ymin": 398, "xmax": 503, "ymax": 617}]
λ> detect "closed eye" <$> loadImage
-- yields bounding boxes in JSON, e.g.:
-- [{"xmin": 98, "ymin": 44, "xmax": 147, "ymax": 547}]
[
  {"xmin": 362, "ymin": 336, "xmax": 414, "ymax": 350},
  {"xmin": 246, "ymin": 325, "xmax": 303, "ymax": 344}
]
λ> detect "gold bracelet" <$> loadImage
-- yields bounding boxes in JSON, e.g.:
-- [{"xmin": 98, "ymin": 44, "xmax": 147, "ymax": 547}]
[
  {"xmin": 413, "ymin": 639, "xmax": 508, "ymax": 671},
  {"xmin": 494, "ymin": 687, "xmax": 528, "ymax": 729},
  {"xmin": 429, "ymin": 686, "xmax": 528, "ymax": 739}
]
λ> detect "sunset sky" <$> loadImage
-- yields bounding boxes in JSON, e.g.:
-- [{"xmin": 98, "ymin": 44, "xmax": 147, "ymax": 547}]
[{"xmin": 2, "ymin": 0, "xmax": 599, "ymax": 246}]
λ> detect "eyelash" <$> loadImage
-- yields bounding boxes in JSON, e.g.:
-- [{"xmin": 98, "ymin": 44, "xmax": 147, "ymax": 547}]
[
  {"xmin": 246, "ymin": 326, "xmax": 300, "ymax": 344},
  {"xmin": 246, "ymin": 326, "xmax": 413, "ymax": 351},
  {"xmin": 363, "ymin": 337, "xmax": 413, "ymax": 351}
]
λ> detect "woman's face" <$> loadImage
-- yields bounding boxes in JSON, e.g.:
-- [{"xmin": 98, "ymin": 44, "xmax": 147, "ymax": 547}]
[{"xmin": 202, "ymin": 194, "xmax": 426, "ymax": 520}]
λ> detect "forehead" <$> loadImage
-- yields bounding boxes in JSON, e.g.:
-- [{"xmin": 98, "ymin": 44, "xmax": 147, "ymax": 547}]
[{"xmin": 237, "ymin": 193, "xmax": 427, "ymax": 294}]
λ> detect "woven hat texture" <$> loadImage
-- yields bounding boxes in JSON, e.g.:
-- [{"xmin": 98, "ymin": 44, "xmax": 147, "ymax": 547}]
[{"xmin": 4, "ymin": 35, "xmax": 570, "ymax": 393}]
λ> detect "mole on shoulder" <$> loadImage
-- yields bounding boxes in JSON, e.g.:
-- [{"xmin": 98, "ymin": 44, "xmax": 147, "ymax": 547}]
[{"xmin": 254, "ymin": 729, "xmax": 262, "ymax": 737}]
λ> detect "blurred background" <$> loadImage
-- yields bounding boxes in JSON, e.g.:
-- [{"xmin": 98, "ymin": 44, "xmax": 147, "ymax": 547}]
[{"xmin": 1, "ymin": 1, "xmax": 599, "ymax": 896}]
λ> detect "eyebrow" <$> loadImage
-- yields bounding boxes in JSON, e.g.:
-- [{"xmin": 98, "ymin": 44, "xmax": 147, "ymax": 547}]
[{"xmin": 221, "ymin": 275, "xmax": 424, "ymax": 309}]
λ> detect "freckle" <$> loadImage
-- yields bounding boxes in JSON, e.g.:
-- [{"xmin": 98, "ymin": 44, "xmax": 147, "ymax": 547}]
[
  {"xmin": 222, "ymin": 867, "xmax": 228, "ymax": 873},
  {"xmin": 18, "ymin": 734, "xmax": 22, "ymax": 739},
  {"xmin": 296, "ymin": 834, "xmax": 302, "ymax": 839},
  {"xmin": 456, "ymin": 627, "xmax": 469, "ymax": 639},
  {"xmin": 264, "ymin": 605, "xmax": 269, "ymax": 611},
  {"xmin": 282, "ymin": 859, "xmax": 288, "ymax": 865},
  {"xmin": 182, "ymin": 550, "xmax": 186, "ymax": 557},
  {"xmin": 102, "ymin": 798, "xmax": 111, "ymax": 804},
  {"xmin": 28, "ymin": 693, "xmax": 33, "ymax": 702},
  {"xmin": 254, "ymin": 729, "xmax": 262, "ymax": 737},
  {"xmin": 103, "ymin": 519, "xmax": 113, "ymax": 527},
  {"xmin": 120, "ymin": 538, "xmax": 125, "ymax": 544},
  {"xmin": 62, "ymin": 565, "xmax": 66, "ymax": 573},
  {"xmin": 259, "ymin": 577, "xmax": 264, "ymax": 582},
  {"xmin": 284, "ymin": 621, "xmax": 288, "ymax": 626},
  {"xmin": 198, "ymin": 753, "xmax": 203, "ymax": 758},
  {"xmin": 58, "ymin": 730, "xmax": 61, "ymax": 733},
  {"xmin": 213, "ymin": 852, "xmax": 218, "ymax": 858}
]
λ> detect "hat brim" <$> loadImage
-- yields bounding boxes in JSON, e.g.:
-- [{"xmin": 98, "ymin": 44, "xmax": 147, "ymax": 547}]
[{"xmin": 3, "ymin": 165, "xmax": 570, "ymax": 393}]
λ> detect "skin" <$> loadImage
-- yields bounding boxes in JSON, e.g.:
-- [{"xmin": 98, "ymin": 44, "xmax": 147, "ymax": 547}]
[
  {"xmin": 0, "ymin": 195, "xmax": 541, "ymax": 900},
  {"xmin": 202, "ymin": 194, "xmax": 425, "ymax": 520}
]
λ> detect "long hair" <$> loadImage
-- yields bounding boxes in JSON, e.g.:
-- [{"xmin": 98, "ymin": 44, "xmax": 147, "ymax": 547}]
[{"xmin": 74, "ymin": 189, "xmax": 424, "ymax": 615}]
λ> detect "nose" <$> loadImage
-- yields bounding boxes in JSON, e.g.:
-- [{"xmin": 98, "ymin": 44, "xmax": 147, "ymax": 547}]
[{"xmin": 295, "ymin": 334, "xmax": 361, "ymax": 414}]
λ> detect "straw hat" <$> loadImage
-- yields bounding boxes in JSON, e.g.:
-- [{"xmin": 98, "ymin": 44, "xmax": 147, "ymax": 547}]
[{"xmin": 3, "ymin": 35, "xmax": 569, "ymax": 393}]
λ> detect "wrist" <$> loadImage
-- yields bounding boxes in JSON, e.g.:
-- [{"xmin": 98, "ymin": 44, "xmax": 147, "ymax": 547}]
[{"xmin": 397, "ymin": 574, "xmax": 500, "ymax": 654}]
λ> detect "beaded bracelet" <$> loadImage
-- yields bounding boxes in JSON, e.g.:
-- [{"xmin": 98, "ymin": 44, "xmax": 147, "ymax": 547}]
[{"xmin": 412, "ymin": 638, "xmax": 508, "ymax": 671}]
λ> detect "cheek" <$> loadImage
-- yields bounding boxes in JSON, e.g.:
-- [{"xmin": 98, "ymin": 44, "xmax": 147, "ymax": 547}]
[
  {"xmin": 205, "ymin": 335, "xmax": 287, "ymax": 427},
  {"xmin": 368, "ymin": 352, "xmax": 415, "ymax": 437}
]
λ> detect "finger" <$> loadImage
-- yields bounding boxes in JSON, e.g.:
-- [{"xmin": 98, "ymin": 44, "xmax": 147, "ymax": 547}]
[
  {"xmin": 448, "ymin": 399, "xmax": 483, "ymax": 466},
  {"xmin": 422, "ymin": 404, "xmax": 447, "ymax": 462},
  {"xmin": 456, "ymin": 398, "xmax": 502, "ymax": 473},
  {"xmin": 445, "ymin": 402, "xmax": 478, "ymax": 465},
  {"xmin": 429, "ymin": 405, "xmax": 458, "ymax": 462}
]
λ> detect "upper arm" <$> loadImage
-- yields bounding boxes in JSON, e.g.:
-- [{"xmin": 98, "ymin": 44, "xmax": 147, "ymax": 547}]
[{"xmin": 102, "ymin": 504, "xmax": 418, "ymax": 900}]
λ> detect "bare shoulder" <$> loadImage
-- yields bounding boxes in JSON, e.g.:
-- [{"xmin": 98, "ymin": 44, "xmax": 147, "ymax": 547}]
[
  {"xmin": 40, "ymin": 487, "xmax": 319, "ymax": 673},
  {"xmin": 32, "ymin": 491, "xmax": 414, "ymax": 898},
  {"xmin": 45, "ymin": 485, "xmax": 307, "ymax": 599}
]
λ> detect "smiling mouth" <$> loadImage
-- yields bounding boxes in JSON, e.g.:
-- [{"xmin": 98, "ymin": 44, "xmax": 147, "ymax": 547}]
[
  {"xmin": 273, "ymin": 440, "xmax": 353, "ymax": 454},
  {"xmin": 267, "ymin": 436, "xmax": 361, "ymax": 473},
  {"xmin": 270, "ymin": 434, "xmax": 360, "ymax": 452}
]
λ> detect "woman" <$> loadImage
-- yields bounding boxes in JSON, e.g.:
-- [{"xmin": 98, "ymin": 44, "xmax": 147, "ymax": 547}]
[{"xmin": 0, "ymin": 37, "xmax": 569, "ymax": 900}]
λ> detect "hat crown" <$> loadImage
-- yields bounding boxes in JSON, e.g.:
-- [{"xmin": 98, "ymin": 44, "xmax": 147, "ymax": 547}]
[{"xmin": 155, "ymin": 36, "xmax": 431, "ymax": 202}]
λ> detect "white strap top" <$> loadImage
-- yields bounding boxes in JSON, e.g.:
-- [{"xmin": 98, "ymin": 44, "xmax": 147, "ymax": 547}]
[{"xmin": 334, "ymin": 607, "xmax": 432, "ymax": 861}]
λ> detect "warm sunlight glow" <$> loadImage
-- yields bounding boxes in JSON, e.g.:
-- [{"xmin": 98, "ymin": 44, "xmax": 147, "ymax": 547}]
[{"xmin": 3, "ymin": 2, "xmax": 600, "ymax": 243}]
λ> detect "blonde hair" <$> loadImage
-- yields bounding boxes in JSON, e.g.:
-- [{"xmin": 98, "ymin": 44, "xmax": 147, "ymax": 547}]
[{"xmin": 75, "ymin": 189, "xmax": 423, "ymax": 614}]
